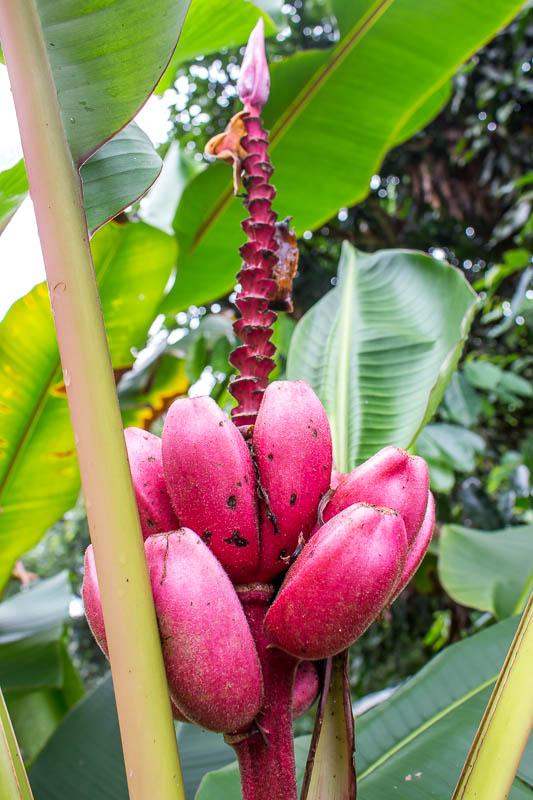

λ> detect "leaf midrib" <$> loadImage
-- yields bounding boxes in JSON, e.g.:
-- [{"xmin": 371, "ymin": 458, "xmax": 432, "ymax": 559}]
[
  {"xmin": 190, "ymin": 0, "xmax": 394, "ymax": 250},
  {"xmin": 358, "ymin": 674, "xmax": 497, "ymax": 781}
]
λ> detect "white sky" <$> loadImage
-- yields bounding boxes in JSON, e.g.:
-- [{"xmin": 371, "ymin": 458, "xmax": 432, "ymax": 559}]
[{"xmin": 0, "ymin": 65, "xmax": 172, "ymax": 321}]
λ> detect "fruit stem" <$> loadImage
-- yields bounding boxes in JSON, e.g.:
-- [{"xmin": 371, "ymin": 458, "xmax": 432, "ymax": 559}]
[{"xmin": 231, "ymin": 585, "xmax": 298, "ymax": 800}]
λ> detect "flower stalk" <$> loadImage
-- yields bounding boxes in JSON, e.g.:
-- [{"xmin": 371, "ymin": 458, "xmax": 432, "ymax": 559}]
[{"xmin": 0, "ymin": 2, "xmax": 184, "ymax": 798}]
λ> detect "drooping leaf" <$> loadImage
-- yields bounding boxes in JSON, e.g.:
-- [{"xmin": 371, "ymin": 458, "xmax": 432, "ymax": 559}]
[
  {"xmin": 0, "ymin": 161, "xmax": 28, "ymax": 235},
  {"xmin": 162, "ymin": 0, "xmax": 523, "ymax": 312},
  {"xmin": 0, "ymin": 223, "xmax": 176, "ymax": 589},
  {"xmin": 287, "ymin": 244, "xmax": 478, "ymax": 470},
  {"xmin": 0, "ymin": 125, "xmax": 163, "ymax": 238},
  {"xmin": 81, "ymin": 123, "xmax": 162, "ymax": 234},
  {"xmin": 156, "ymin": 0, "xmax": 276, "ymax": 94},
  {"xmin": 439, "ymin": 524, "xmax": 533, "ymax": 619},
  {"xmin": 35, "ymin": 0, "xmax": 190, "ymax": 164}
]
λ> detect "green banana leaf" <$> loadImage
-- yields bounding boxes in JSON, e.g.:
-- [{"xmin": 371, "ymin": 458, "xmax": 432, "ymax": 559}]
[
  {"xmin": 0, "ymin": 161, "xmax": 28, "ymax": 235},
  {"xmin": 287, "ymin": 243, "xmax": 478, "ymax": 470},
  {"xmin": 0, "ymin": 689, "xmax": 34, "ymax": 800},
  {"xmin": 34, "ymin": 0, "xmax": 189, "ymax": 165},
  {"xmin": 439, "ymin": 524, "xmax": 533, "ymax": 619},
  {"xmin": 0, "ymin": 123, "xmax": 162, "ymax": 239},
  {"xmin": 162, "ymin": 0, "xmax": 523, "ymax": 312},
  {"xmin": 155, "ymin": 0, "xmax": 276, "ymax": 94},
  {"xmin": 0, "ymin": 222, "xmax": 176, "ymax": 589}
]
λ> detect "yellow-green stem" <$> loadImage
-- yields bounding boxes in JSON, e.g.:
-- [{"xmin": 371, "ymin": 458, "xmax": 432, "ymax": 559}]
[
  {"xmin": 0, "ymin": 3, "xmax": 185, "ymax": 798},
  {"xmin": 0, "ymin": 689, "xmax": 34, "ymax": 800},
  {"xmin": 453, "ymin": 592, "xmax": 533, "ymax": 800}
]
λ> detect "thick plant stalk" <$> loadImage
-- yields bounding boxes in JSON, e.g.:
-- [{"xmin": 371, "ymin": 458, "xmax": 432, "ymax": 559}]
[
  {"xmin": 0, "ymin": 3, "xmax": 185, "ymax": 799},
  {"xmin": 231, "ymin": 585, "xmax": 299, "ymax": 800},
  {"xmin": 452, "ymin": 591, "xmax": 533, "ymax": 800},
  {"xmin": 0, "ymin": 689, "xmax": 34, "ymax": 800}
]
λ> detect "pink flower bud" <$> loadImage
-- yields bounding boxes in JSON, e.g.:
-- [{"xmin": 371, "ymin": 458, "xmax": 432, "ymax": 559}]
[
  {"xmin": 124, "ymin": 428, "xmax": 178, "ymax": 540},
  {"xmin": 292, "ymin": 662, "xmax": 320, "ymax": 719},
  {"xmin": 162, "ymin": 396, "xmax": 260, "ymax": 583},
  {"xmin": 265, "ymin": 503, "xmax": 408, "ymax": 660},
  {"xmin": 252, "ymin": 381, "xmax": 332, "ymax": 581},
  {"xmin": 145, "ymin": 530, "xmax": 263, "ymax": 732},
  {"xmin": 324, "ymin": 446, "xmax": 429, "ymax": 545},
  {"xmin": 237, "ymin": 18, "xmax": 270, "ymax": 114}
]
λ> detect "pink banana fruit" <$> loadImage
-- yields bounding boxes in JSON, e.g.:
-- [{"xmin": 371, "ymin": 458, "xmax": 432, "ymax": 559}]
[
  {"xmin": 124, "ymin": 427, "xmax": 178, "ymax": 539},
  {"xmin": 252, "ymin": 381, "xmax": 332, "ymax": 581},
  {"xmin": 265, "ymin": 503, "xmax": 408, "ymax": 659},
  {"xmin": 82, "ymin": 544, "xmax": 191, "ymax": 721},
  {"xmin": 323, "ymin": 446, "xmax": 429, "ymax": 545},
  {"xmin": 145, "ymin": 529, "xmax": 263, "ymax": 732},
  {"xmin": 393, "ymin": 491, "xmax": 435, "ymax": 600},
  {"xmin": 162, "ymin": 396, "xmax": 260, "ymax": 583}
]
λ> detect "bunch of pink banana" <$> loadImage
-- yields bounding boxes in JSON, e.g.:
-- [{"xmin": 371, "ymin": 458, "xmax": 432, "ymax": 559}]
[
  {"xmin": 82, "ymin": 22, "xmax": 434, "ymax": 800},
  {"xmin": 83, "ymin": 380, "xmax": 433, "ymax": 735}
]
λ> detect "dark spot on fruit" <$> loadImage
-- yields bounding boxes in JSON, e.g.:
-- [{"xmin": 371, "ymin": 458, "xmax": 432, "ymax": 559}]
[
  {"xmin": 146, "ymin": 518, "xmax": 155, "ymax": 528},
  {"xmin": 278, "ymin": 548, "xmax": 289, "ymax": 562},
  {"xmin": 267, "ymin": 453, "xmax": 274, "ymax": 461},
  {"xmin": 290, "ymin": 493, "xmax": 297, "ymax": 506},
  {"xmin": 227, "ymin": 495, "xmax": 237, "ymax": 509},
  {"xmin": 224, "ymin": 530, "xmax": 249, "ymax": 547},
  {"xmin": 218, "ymin": 420, "xmax": 224, "ymax": 427},
  {"xmin": 201, "ymin": 530, "xmax": 212, "ymax": 544},
  {"xmin": 312, "ymin": 428, "xmax": 318, "ymax": 438},
  {"xmin": 237, "ymin": 481, "xmax": 242, "ymax": 488},
  {"xmin": 147, "ymin": 456, "xmax": 156, "ymax": 463}
]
